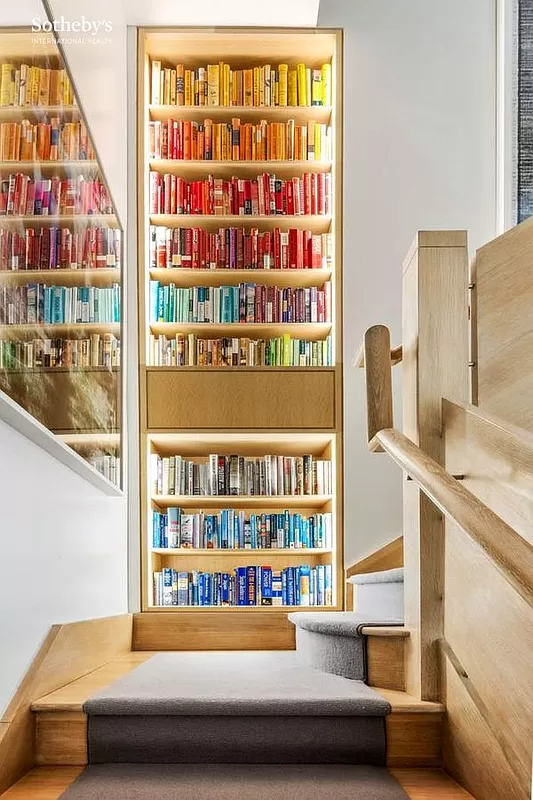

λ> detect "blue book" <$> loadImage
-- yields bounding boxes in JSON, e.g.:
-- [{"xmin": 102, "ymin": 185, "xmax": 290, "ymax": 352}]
[
  {"xmin": 221, "ymin": 573, "xmax": 230, "ymax": 606},
  {"xmin": 177, "ymin": 572, "xmax": 189, "ymax": 606},
  {"xmin": 246, "ymin": 566, "xmax": 256, "ymax": 606},
  {"xmin": 317, "ymin": 565, "xmax": 325, "ymax": 606},
  {"xmin": 162, "ymin": 568, "xmax": 173, "ymax": 606},
  {"xmin": 191, "ymin": 571, "xmax": 200, "ymax": 606},
  {"xmin": 309, "ymin": 567, "xmax": 316, "ymax": 606},
  {"xmin": 236, "ymin": 567, "xmax": 247, "ymax": 606},
  {"xmin": 260, "ymin": 566, "xmax": 272, "ymax": 606},
  {"xmin": 221, "ymin": 509, "xmax": 229, "ymax": 549},
  {"xmin": 284, "ymin": 510, "xmax": 290, "ymax": 548},
  {"xmin": 287, "ymin": 567, "xmax": 295, "ymax": 606},
  {"xmin": 250, "ymin": 515, "xmax": 257, "ymax": 549},
  {"xmin": 325, "ymin": 564, "xmax": 332, "ymax": 607},
  {"xmin": 150, "ymin": 281, "xmax": 159, "ymax": 322}
]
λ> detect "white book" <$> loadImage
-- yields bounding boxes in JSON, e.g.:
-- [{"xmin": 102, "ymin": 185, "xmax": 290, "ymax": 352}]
[{"xmin": 151, "ymin": 60, "xmax": 161, "ymax": 105}]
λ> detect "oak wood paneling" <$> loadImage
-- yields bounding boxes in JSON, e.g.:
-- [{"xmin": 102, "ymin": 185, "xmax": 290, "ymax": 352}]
[
  {"xmin": 132, "ymin": 611, "xmax": 296, "ymax": 651},
  {"xmin": 386, "ymin": 713, "xmax": 442, "ymax": 768},
  {"xmin": 402, "ymin": 231, "xmax": 469, "ymax": 700},
  {"xmin": 345, "ymin": 537, "xmax": 403, "ymax": 611},
  {"xmin": 473, "ymin": 216, "xmax": 533, "ymax": 431},
  {"xmin": 367, "ymin": 637, "xmax": 405, "ymax": 692},
  {"xmin": 443, "ymin": 521, "xmax": 533, "ymax": 799},
  {"xmin": 35, "ymin": 713, "xmax": 87, "ymax": 766},
  {"xmin": 0, "ymin": 615, "xmax": 132, "ymax": 794},
  {"xmin": 145, "ymin": 368, "xmax": 336, "ymax": 430}
]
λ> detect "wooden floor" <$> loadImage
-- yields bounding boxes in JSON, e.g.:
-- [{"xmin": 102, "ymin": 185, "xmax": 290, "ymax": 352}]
[{"xmin": 1, "ymin": 766, "xmax": 474, "ymax": 798}]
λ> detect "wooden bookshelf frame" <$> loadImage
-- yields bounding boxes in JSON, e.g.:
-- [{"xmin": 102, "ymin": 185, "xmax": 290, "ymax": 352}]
[{"xmin": 137, "ymin": 27, "xmax": 343, "ymax": 628}]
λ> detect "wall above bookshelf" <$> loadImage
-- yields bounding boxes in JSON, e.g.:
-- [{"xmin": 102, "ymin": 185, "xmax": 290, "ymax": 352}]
[{"xmin": 138, "ymin": 27, "xmax": 343, "ymax": 625}]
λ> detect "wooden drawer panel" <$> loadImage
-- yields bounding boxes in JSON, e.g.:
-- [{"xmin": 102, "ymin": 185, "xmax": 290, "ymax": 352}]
[{"xmin": 145, "ymin": 369, "xmax": 336, "ymax": 430}]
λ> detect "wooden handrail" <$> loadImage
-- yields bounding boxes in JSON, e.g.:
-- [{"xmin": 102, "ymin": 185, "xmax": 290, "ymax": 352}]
[
  {"xmin": 363, "ymin": 325, "xmax": 394, "ymax": 452},
  {"xmin": 374, "ymin": 427, "xmax": 533, "ymax": 609},
  {"xmin": 354, "ymin": 342, "xmax": 403, "ymax": 368}
]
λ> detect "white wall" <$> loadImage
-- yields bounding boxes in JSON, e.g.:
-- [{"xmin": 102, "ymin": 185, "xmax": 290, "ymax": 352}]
[
  {"xmin": 318, "ymin": 0, "xmax": 497, "ymax": 564},
  {"xmin": 0, "ymin": 419, "xmax": 127, "ymax": 716}
]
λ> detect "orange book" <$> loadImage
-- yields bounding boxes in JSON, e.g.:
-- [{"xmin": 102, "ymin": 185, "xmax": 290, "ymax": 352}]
[
  {"xmin": 287, "ymin": 119, "xmax": 294, "ymax": 161},
  {"xmin": 243, "ymin": 70, "xmax": 253, "ymax": 107},
  {"xmin": 204, "ymin": 119, "xmax": 213, "ymax": 160},
  {"xmin": 197, "ymin": 125, "xmax": 205, "ymax": 160},
  {"xmin": 191, "ymin": 122, "xmax": 198, "ymax": 160},
  {"xmin": 183, "ymin": 121, "xmax": 191, "ymax": 160},
  {"xmin": 253, "ymin": 67, "xmax": 260, "ymax": 106}
]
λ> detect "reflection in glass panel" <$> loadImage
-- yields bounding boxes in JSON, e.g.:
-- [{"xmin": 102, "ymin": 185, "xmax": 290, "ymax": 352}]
[{"xmin": 0, "ymin": 29, "xmax": 122, "ymax": 488}]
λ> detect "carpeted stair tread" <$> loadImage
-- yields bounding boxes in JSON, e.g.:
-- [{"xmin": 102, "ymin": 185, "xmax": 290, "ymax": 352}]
[
  {"xmin": 288, "ymin": 611, "xmax": 404, "ymax": 637},
  {"xmin": 84, "ymin": 651, "xmax": 390, "ymax": 716},
  {"xmin": 347, "ymin": 568, "xmax": 404, "ymax": 585},
  {"xmin": 60, "ymin": 763, "xmax": 409, "ymax": 799}
]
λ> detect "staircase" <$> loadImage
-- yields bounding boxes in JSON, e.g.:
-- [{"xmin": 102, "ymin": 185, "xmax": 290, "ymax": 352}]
[{"xmin": 11, "ymin": 597, "xmax": 447, "ymax": 798}]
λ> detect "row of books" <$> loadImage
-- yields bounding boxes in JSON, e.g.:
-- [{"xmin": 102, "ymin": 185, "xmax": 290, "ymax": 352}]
[
  {"xmin": 149, "ymin": 172, "xmax": 331, "ymax": 216},
  {"xmin": 0, "ymin": 284, "xmax": 121, "ymax": 325},
  {"xmin": 0, "ymin": 63, "xmax": 75, "ymax": 108},
  {"xmin": 149, "ymin": 226, "xmax": 332, "ymax": 271},
  {"xmin": 148, "ymin": 119, "xmax": 331, "ymax": 162},
  {"xmin": 0, "ymin": 174, "xmax": 113, "ymax": 216},
  {"xmin": 149, "ymin": 282, "xmax": 331, "ymax": 325},
  {"xmin": 0, "ymin": 120, "xmax": 94, "ymax": 162},
  {"xmin": 149, "ymin": 333, "xmax": 332, "ymax": 368},
  {"xmin": 0, "ymin": 227, "xmax": 121, "ymax": 271},
  {"xmin": 151, "ymin": 453, "xmax": 332, "ymax": 497},
  {"xmin": 87, "ymin": 452, "xmax": 120, "ymax": 486},
  {"xmin": 0, "ymin": 334, "xmax": 120, "ymax": 369},
  {"xmin": 152, "ymin": 565, "xmax": 333, "ymax": 607},
  {"xmin": 151, "ymin": 61, "xmax": 332, "ymax": 108},
  {"xmin": 152, "ymin": 509, "xmax": 333, "ymax": 550}
]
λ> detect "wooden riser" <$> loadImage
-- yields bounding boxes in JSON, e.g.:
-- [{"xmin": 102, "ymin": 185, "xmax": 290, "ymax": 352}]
[{"xmin": 34, "ymin": 708, "xmax": 442, "ymax": 769}]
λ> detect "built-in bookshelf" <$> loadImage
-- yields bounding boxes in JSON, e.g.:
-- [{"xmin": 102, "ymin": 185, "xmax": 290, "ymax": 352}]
[
  {"xmin": 138, "ymin": 29, "xmax": 343, "ymax": 624},
  {"xmin": 0, "ymin": 30, "xmax": 123, "ymax": 485}
]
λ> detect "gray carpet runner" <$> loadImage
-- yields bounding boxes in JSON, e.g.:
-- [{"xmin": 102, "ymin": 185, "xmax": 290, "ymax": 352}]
[
  {"xmin": 288, "ymin": 612, "xmax": 404, "ymax": 679},
  {"xmin": 60, "ymin": 764, "xmax": 409, "ymax": 799},
  {"xmin": 84, "ymin": 651, "xmax": 391, "ymax": 765}
]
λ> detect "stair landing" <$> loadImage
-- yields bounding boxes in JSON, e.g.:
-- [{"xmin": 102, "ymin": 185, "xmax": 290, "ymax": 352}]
[{"xmin": 30, "ymin": 651, "xmax": 443, "ymax": 770}]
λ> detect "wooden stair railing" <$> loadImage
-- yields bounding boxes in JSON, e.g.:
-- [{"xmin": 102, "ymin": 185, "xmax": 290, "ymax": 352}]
[{"xmin": 361, "ymin": 324, "xmax": 533, "ymax": 609}]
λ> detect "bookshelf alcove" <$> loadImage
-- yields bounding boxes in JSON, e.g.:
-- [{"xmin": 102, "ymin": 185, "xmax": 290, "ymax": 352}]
[{"xmin": 138, "ymin": 27, "xmax": 343, "ymax": 636}]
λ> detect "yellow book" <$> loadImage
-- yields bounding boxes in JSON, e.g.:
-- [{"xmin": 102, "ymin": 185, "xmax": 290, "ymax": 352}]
[
  {"xmin": 321, "ymin": 63, "xmax": 331, "ymax": 106},
  {"xmin": 264, "ymin": 65, "xmax": 271, "ymax": 106},
  {"xmin": 163, "ymin": 68, "xmax": 171, "ymax": 105},
  {"xmin": 184, "ymin": 70, "xmax": 193, "ymax": 106},
  {"xmin": 278, "ymin": 64, "xmax": 288, "ymax": 106},
  {"xmin": 223, "ymin": 63, "xmax": 230, "ymax": 106},
  {"xmin": 296, "ymin": 63, "xmax": 306, "ymax": 106},
  {"xmin": 207, "ymin": 64, "xmax": 219, "ymax": 106},
  {"xmin": 306, "ymin": 68, "xmax": 311, "ymax": 108},
  {"xmin": 0, "ymin": 64, "xmax": 13, "ymax": 107},
  {"xmin": 30, "ymin": 67, "xmax": 40, "ymax": 106},
  {"xmin": 311, "ymin": 68, "xmax": 322, "ymax": 106},
  {"xmin": 314, "ymin": 123, "xmax": 321, "ymax": 162},
  {"xmin": 243, "ymin": 69, "xmax": 253, "ymax": 107},
  {"xmin": 288, "ymin": 69, "xmax": 297, "ymax": 107},
  {"xmin": 170, "ymin": 69, "xmax": 176, "ymax": 105},
  {"xmin": 259, "ymin": 67, "xmax": 265, "ymax": 107},
  {"xmin": 253, "ymin": 67, "xmax": 260, "ymax": 107},
  {"xmin": 283, "ymin": 333, "xmax": 291, "ymax": 367}
]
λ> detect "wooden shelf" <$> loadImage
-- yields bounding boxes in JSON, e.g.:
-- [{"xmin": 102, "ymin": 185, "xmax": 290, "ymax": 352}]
[
  {"xmin": 149, "ymin": 159, "xmax": 331, "ymax": 178},
  {"xmin": 0, "ymin": 160, "xmax": 100, "ymax": 175},
  {"xmin": 0, "ymin": 105, "xmax": 80, "ymax": 121},
  {"xmin": 149, "ymin": 322, "xmax": 332, "ymax": 337},
  {"xmin": 152, "ymin": 494, "xmax": 332, "ymax": 508},
  {"xmin": 152, "ymin": 548, "xmax": 333, "ymax": 555},
  {"xmin": 2, "ymin": 367, "xmax": 118, "ymax": 374},
  {"xmin": 0, "ymin": 268, "xmax": 120, "ymax": 286},
  {"xmin": 0, "ymin": 214, "xmax": 119, "ymax": 228},
  {"xmin": 150, "ymin": 214, "xmax": 331, "ymax": 232},
  {"xmin": 148, "ymin": 431, "xmax": 334, "ymax": 455},
  {"xmin": 149, "ymin": 605, "xmax": 337, "ymax": 612},
  {"xmin": 58, "ymin": 432, "xmax": 120, "ymax": 447},
  {"xmin": 149, "ymin": 268, "xmax": 331, "ymax": 288},
  {"xmin": 0, "ymin": 323, "xmax": 120, "ymax": 337},
  {"xmin": 149, "ymin": 105, "xmax": 333, "ymax": 124}
]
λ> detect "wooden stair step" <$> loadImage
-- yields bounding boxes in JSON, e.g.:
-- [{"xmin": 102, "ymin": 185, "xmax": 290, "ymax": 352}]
[{"xmin": 32, "ymin": 653, "xmax": 443, "ymax": 770}]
